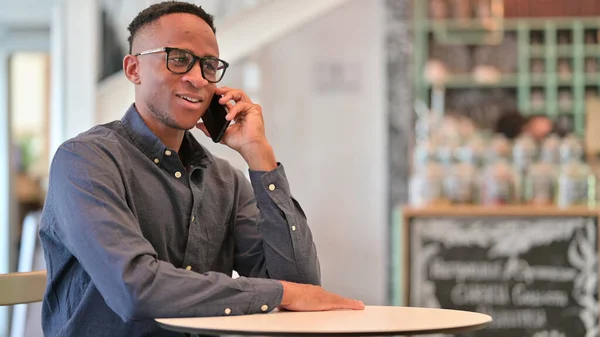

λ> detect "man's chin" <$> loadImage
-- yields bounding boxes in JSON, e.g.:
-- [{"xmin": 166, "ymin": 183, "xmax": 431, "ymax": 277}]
[{"xmin": 164, "ymin": 120, "xmax": 197, "ymax": 132}]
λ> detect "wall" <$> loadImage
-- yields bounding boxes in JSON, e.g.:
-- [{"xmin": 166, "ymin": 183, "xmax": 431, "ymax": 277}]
[
  {"xmin": 101, "ymin": 0, "xmax": 265, "ymax": 56},
  {"xmin": 254, "ymin": 0, "xmax": 388, "ymax": 304},
  {"xmin": 97, "ymin": 0, "xmax": 388, "ymax": 305}
]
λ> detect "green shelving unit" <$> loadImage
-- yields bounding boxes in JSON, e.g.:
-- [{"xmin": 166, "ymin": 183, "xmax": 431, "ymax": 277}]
[{"xmin": 414, "ymin": 2, "xmax": 600, "ymax": 137}]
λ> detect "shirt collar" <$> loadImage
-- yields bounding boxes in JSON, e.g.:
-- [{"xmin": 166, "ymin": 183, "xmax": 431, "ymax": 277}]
[{"xmin": 121, "ymin": 104, "xmax": 212, "ymax": 168}]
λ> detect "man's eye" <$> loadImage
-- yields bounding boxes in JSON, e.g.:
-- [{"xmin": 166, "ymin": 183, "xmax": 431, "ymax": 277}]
[{"xmin": 170, "ymin": 57, "xmax": 189, "ymax": 64}]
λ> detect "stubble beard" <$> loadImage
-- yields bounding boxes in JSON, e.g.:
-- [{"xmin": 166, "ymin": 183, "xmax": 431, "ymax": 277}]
[{"xmin": 147, "ymin": 100, "xmax": 187, "ymax": 131}]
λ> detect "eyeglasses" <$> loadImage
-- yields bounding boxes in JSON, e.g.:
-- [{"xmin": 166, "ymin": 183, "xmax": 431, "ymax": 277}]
[{"xmin": 134, "ymin": 47, "xmax": 229, "ymax": 83}]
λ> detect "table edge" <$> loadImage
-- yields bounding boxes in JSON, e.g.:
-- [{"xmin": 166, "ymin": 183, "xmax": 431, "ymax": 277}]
[{"xmin": 156, "ymin": 319, "xmax": 491, "ymax": 336}]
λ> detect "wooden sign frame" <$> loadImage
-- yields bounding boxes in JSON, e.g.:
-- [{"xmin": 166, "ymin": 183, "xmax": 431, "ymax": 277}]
[{"xmin": 401, "ymin": 205, "xmax": 600, "ymax": 335}]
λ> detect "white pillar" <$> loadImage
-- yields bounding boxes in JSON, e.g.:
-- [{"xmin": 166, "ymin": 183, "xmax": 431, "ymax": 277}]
[
  {"xmin": 0, "ymin": 50, "xmax": 16, "ymax": 337},
  {"xmin": 50, "ymin": 0, "xmax": 99, "ymax": 158},
  {"xmin": 49, "ymin": 4, "xmax": 65, "ymax": 158}
]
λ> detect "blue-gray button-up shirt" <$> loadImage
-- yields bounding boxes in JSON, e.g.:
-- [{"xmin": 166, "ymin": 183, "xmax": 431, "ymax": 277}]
[{"xmin": 39, "ymin": 104, "xmax": 321, "ymax": 337}]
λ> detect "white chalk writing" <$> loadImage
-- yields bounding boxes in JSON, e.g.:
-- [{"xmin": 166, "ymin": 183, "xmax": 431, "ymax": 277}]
[
  {"xmin": 477, "ymin": 305, "xmax": 547, "ymax": 329},
  {"xmin": 428, "ymin": 258, "xmax": 576, "ymax": 284},
  {"xmin": 413, "ymin": 218, "xmax": 586, "ymax": 257},
  {"xmin": 450, "ymin": 283, "xmax": 510, "ymax": 305},
  {"xmin": 429, "ymin": 258, "xmax": 503, "ymax": 281},
  {"xmin": 503, "ymin": 258, "xmax": 577, "ymax": 284},
  {"xmin": 512, "ymin": 283, "xmax": 569, "ymax": 307}
]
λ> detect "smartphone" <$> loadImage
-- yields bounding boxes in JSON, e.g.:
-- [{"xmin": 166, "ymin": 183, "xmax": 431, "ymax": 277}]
[{"xmin": 202, "ymin": 94, "xmax": 231, "ymax": 143}]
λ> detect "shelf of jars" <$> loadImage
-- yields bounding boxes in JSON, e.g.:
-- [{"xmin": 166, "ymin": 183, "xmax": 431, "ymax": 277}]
[{"xmin": 409, "ymin": 113, "xmax": 596, "ymax": 209}]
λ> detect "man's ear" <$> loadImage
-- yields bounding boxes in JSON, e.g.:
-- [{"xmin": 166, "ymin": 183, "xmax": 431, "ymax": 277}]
[{"xmin": 123, "ymin": 54, "xmax": 141, "ymax": 84}]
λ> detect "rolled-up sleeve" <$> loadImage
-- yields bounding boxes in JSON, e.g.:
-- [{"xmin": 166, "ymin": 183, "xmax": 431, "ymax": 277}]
[
  {"xmin": 233, "ymin": 164, "xmax": 321, "ymax": 286},
  {"xmin": 47, "ymin": 140, "xmax": 283, "ymax": 321}
]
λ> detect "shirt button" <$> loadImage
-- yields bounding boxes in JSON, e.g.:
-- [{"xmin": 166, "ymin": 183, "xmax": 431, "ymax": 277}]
[
  {"xmin": 291, "ymin": 226, "xmax": 296, "ymax": 231},
  {"xmin": 268, "ymin": 184, "xmax": 276, "ymax": 191},
  {"xmin": 224, "ymin": 308, "xmax": 232, "ymax": 315},
  {"xmin": 185, "ymin": 265, "xmax": 192, "ymax": 271},
  {"xmin": 165, "ymin": 150, "xmax": 172, "ymax": 156},
  {"xmin": 175, "ymin": 171, "xmax": 182, "ymax": 179},
  {"xmin": 261, "ymin": 304, "xmax": 269, "ymax": 312},
  {"xmin": 191, "ymin": 215, "xmax": 195, "ymax": 222},
  {"xmin": 153, "ymin": 158, "xmax": 159, "ymax": 164}
]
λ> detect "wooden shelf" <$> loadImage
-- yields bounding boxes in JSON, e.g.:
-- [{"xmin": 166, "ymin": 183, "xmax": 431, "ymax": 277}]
[
  {"xmin": 402, "ymin": 205, "xmax": 599, "ymax": 218},
  {"xmin": 530, "ymin": 45, "xmax": 600, "ymax": 57},
  {"xmin": 414, "ymin": 4, "xmax": 600, "ymax": 137},
  {"xmin": 426, "ymin": 73, "xmax": 600, "ymax": 89},
  {"xmin": 422, "ymin": 17, "xmax": 600, "ymax": 32},
  {"xmin": 585, "ymin": 73, "xmax": 600, "ymax": 84},
  {"xmin": 426, "ymin": 74, "xmax": 519, "ymax": 88}
]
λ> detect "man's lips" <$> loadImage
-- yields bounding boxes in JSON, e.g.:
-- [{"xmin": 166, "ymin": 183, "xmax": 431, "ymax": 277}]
[{"xmin": 176, "ymin": 94, "xmax": 203, "ymax": 103}]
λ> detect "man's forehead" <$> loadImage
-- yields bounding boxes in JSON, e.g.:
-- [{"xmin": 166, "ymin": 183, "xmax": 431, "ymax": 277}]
[{"xmin": 134, "ymin": 13, "xmax": 218, "ymax": 52}]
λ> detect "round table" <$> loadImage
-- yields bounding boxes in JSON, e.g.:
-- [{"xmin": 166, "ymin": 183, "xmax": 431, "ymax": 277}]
[{"xmin": 155, "ymin": 305, "xmax": 492, "ymax": 336}]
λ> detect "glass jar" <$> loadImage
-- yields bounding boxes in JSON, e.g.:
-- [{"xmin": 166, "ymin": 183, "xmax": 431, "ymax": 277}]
[
  {"xmin": 409, "ymin": 161, "xmax": 446, "ymax": 207},
  {"xmin": 524, "ymin": 161, "xmax": 557, "ymax": 205},
  {"xmin": 484, "ymin": 134, "xmax": 512, "ymax": 165},
  {"xmin": 559, "ymin": 134, "xmax": 584, "ymax": 164},
  {"xmin": 540, "ymin": 134, "xmax": 561, "ymax": 165},
  {"xmin": 557, "ymin": 159, "xmax": 592, "ymax": 207},
  {"xmin": 512, "ymin": 134, "xmax": 538, "ymax": 173},
  {"xmin": 444, "ymin": 162, "xmax": 478, "ymax": 204},
  {"xmin": 413, "ymin": 141, "xmax": 438, "ymax": 171},
  {"xmin": 456, "ymin": 133, "xmax": 486, "ymax": 168},
  {"xmin": 435, "ymin": 137, "xmax": 460, "ymax": 169},
  {"xmin": 480, "ymin": 158, "xmax": 519, "ymax": 205}
]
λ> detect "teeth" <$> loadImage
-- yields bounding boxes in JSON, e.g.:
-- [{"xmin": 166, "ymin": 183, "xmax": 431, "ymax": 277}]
[{"xmin": 179, "ymin": 95, "xmax": 200, "ymax": 103}]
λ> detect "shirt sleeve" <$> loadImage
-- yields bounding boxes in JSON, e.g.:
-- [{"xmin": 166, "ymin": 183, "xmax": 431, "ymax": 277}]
[
  {"xmin": 232, "ymin": 164, "xmax": 321, "ymax": 286},
  {"xmin": 47, "ymin": 140, "xmax": 283, "ymax": 322}
]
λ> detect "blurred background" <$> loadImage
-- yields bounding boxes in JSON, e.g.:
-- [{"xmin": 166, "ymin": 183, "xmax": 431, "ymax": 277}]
[{"xmin": 1, "ymin": 0, "xmax": 600, "ymax": 336}]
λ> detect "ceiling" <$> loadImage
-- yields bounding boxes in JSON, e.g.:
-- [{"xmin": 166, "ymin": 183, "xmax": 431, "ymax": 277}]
[{"xmin": 0, "ymin": 0, "xmax": 263, "ymax": 33}]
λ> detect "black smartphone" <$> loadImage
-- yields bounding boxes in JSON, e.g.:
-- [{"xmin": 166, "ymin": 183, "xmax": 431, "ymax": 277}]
[{"xmin": 202, "ymin": 94, "xmax": 231, "ymax": 143}]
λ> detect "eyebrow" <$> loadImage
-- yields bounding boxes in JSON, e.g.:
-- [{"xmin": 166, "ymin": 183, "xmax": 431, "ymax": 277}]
[{"xmin": 177, "ymin": 47, "xmax": 218, "ymax": 59}]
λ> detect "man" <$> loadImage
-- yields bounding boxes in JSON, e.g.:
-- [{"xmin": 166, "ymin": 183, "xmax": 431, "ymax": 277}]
[{"xmin": 39, "ymin": 2, "xmax": 363, "ymax": 336}]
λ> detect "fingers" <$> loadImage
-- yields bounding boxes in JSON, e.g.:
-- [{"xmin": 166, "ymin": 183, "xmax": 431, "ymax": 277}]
[
  {"xmin": 215, "ymin": 86, "xmax": 250, "ymax": 104},
  {"xmin": 278, "ymin": 282, "xmax": 364, "ymax": 312},
  {"xmin": 225, "ymin": 102, "xmax": 262, "ymax": 122},
  {"xmin": 325, "ymin": 291, "xmax": 364, "ymax": 310},
  {"xmin": 335, "ymin": 297, "xmax": 365, "ymax": 310}
]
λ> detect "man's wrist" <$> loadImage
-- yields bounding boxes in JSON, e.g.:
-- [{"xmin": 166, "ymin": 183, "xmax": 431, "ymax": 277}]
[
  {"xmin": 279, "ymin": 280, "xmax": 293, "ymax": 307},
  {"xmin": 241, "ymin": 141, "xmax": 277, "ymax": 171}
]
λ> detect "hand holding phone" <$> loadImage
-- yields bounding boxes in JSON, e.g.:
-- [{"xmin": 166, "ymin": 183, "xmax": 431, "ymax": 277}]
[
  {"xmin": 199, "ymin": 87, "xmax": 277, "ymax": 171},
  {"xmin": 201, "ymin": 94, "xmax": 231, "ymax": 143}
]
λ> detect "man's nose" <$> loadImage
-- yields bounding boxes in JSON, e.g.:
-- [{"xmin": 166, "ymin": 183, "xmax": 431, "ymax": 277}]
[{"xmin": 182, "ymin": 61, "xmax": 208, "ymax": 87}]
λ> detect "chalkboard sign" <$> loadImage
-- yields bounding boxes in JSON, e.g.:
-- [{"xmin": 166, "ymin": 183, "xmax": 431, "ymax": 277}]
[{"xmin": 408, "ymin": 216, "xmax": 598, "ymax": 337}]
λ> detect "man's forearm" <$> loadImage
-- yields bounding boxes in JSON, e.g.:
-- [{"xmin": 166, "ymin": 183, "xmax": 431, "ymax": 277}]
[{"xmin": 248, "ymin": 165, "xmax": 321, "ymax": 285}]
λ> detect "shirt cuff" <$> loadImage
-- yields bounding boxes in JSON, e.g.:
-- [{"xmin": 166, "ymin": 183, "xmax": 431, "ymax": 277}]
[
  {"xmin": 248, "ymin": 163, "xmax": 292, "ymax": 203},
  {"xmin": 249, "ymin": 278, "xmax": 284, "ymax": 314}
]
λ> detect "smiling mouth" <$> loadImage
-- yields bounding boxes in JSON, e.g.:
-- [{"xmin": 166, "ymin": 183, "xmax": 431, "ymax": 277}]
[{"xmin": 176, "ymin": 94, "xmax": 202, "ymax": 104}]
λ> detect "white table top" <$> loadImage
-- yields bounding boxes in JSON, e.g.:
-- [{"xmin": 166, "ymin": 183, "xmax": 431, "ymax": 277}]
[{"xmin": 155, "ymin": 306, "xmax": 492, "ymax": 336}]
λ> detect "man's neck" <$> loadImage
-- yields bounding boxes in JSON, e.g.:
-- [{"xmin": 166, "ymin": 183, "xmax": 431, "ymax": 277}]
[{"xmin": 135, "ymin": 104, "xmax": 184, "ymax": 152}]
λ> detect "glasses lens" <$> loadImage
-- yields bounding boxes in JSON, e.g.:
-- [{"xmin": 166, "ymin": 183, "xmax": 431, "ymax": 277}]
[
  {"xmin": 166, "ymin": 49, "xmax": 194, "ymax": 73},
  {"xmin": 201, "ymin": 57, "xmax": 226, "ymax": 83}
]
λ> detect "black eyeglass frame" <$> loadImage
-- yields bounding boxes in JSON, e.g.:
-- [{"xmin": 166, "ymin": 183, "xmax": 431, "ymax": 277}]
[{"xmin": 134, "ymin": 47, "xmax": 229, "ymax": 83}]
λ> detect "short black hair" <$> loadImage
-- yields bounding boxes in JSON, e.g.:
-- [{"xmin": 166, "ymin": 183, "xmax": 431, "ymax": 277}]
[
  {"xmin": 495, "ymin": 110, "xmax": 528, "ymax": 139},
  {"xmin": 127, "ymin": 1, "xmax": 216, "ymax": 54}
]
